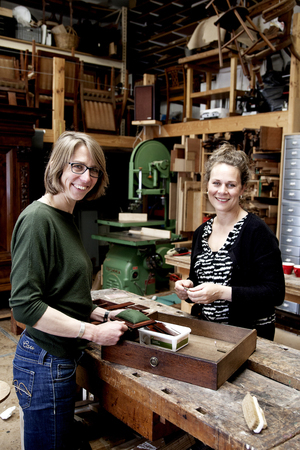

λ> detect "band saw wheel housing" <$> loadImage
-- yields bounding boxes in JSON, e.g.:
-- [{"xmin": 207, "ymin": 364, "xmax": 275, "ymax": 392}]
[{"xmin": 132, "ymin": 140, "xmax": 170, "ymax": 189}]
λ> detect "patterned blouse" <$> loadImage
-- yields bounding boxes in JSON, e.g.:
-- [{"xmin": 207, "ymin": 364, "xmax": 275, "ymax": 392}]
[{"xmin": 194, "ymin": 215, "xmax": 275, "ymax": 327}]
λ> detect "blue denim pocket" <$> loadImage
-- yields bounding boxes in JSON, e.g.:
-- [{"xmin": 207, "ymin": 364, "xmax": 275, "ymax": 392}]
[
  {"xmin": 55, "ymin": 362, "xmax": 77, "ymax": 381},
  {"xmin": 12, "ymin": 363, "xmax": 34, "ymax": 409}
]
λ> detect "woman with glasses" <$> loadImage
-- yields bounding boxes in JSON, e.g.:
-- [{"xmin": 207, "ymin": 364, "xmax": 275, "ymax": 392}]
[{"xmin": 10, "ymin": 131, "xmax": 128, "ymax": 450}]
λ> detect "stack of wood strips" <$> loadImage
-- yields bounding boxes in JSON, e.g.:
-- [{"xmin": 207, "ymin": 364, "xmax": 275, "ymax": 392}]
[
  {"xmin": 169, "ymin": 138, "xmax": 203, "ymax": 234},
  {"xmin": 90, "ymin": 431, "xmax": 195, "ymax": 450}
]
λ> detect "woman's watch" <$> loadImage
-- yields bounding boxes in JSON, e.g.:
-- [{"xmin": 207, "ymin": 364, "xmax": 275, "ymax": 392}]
[{"xmin": 103, "ymin": 311, "xmax": 110, "ymax": 322}]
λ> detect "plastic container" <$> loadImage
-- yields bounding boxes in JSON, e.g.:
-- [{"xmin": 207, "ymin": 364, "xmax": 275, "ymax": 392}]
[
  {"xmin": 138, "ymin": 321, "xmax": 191, "ymax": 352},
  {"xmin": 15, "ymin": 24, "xmax": 41, "ymax": 43}
]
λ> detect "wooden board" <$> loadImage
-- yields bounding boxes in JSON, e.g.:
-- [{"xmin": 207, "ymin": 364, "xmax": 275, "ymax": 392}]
[
  {"xmin": 101, "ymin": 311, "xmax": 257, "ymax": 390},
  {"xmin": 118, "ymin": 213, "xmax": 148, "ymax": 222},
  {"xmin": 0, "ymin": 380, "xmax": 10, "ymax": 402},
  {"xmin": 128, "ymin": 227, "xmax": 171, "ymax": 239}
]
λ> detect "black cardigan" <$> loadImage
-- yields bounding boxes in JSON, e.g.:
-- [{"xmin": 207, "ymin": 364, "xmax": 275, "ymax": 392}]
[{"xmin": 188, "ymin": 213, "xmax": 285, "ymax": 330}]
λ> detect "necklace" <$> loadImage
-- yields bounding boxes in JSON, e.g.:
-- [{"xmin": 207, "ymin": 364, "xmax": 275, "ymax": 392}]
[{"xmin": 43, "ymin": 194, "xmax": 55, "ymax": 208}]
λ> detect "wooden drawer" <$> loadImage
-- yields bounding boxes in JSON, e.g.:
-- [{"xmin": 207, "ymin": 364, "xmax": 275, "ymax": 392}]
[
  {"xmin": 281, "ymin": 224, "xmax": 300, "ymax": 236},
  {"xmin": 281, "ymin": 244, "xmax": 300, "ymax": 257},
  {"xmin": 284, "ymin": 189, "xmax": 300, "ymax": 201},
  {"xmin": 286, "ymin": 136, "xmax": 300, "ymax": 148},
  {"xmin": 280, "ymin": 234, "xmax": 300, "ymax": 247},
  {"xmin": 101, "ymin": 311, "xmax": 257, "ymax": 390},
  {"xmin": 282, "ymin": 215, "xmax": 300, "ymax": 227},
  {"xmin": 282, "ymin": 203, "xmax": 300, "ymax": 216}
]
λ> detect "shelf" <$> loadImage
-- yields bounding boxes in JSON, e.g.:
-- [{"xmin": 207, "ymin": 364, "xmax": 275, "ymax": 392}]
[
  {"xmin": 191, "ymin": 88, "xmax": 247, "ymax": 104},
  {"xmin": 0, "ymin": 36, "xmax": 124, "ymax": 70}
]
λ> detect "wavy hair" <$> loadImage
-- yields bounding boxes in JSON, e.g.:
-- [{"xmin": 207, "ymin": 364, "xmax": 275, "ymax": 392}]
[{"xmin": 204, "ymin": 143, "xmax": 251, "ymax": 187}]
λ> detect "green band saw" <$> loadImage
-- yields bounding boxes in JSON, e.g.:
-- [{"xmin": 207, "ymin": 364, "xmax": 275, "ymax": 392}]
[{"xmin": 92, "ymin": 140, "xmax": 180, "ymax": 296}]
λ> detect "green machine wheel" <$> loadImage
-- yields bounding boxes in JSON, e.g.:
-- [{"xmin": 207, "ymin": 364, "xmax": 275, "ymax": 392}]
[{"xmin": 129, "ymin": 140, "xmax": 170, "ymax": 198}]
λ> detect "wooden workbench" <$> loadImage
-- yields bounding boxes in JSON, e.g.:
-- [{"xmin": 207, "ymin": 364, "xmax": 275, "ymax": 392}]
[
  {"xmin": 77, "ymin": 289, "xmax": 300, "ymax": 450},
  {"xmin": 284, "ymin": 274, "xmax": 300, "ymax": 305}
]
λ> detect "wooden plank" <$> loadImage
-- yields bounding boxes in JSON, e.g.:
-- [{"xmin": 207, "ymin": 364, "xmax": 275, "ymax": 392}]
[
  {"xmin": 186, "ymin": 138, "xmax": 201, "ymax": 173},
  {"xmin": 118, "ymin": 213, "xmax": 148, "ymax": 222},
  {"xmin": 52, "ymin": 57, "xmax": 65, "ymax": 122},
  {"xmin": 247, "ymin": 337, "xmax": 300, "ymax": 390},
  {"xmin": 0, "ymin": 7, "xmax": 13, "ymax": 17},
  {"xmin": 147, "ymin": 111, "xmax": 290, "ymax": 139},
  {"xmin": 183, "ymin": 181, "xmax": 201, "ymax": 232},
  {"xmin": 260, "ymin": 126, "xmax": 283, "ymax": 151},
  {"xmin": 168, "ymin": 182, "xmax": 177, "ymax": 221},
  {"xmin": 128, "ymin": 227, "xmax": 171, "ymax": 239}
]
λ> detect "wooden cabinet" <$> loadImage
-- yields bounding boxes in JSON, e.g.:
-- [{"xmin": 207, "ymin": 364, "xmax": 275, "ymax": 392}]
[{"xmin": 0, "ymin": 104, "xmax": 41, "ymax": 293}]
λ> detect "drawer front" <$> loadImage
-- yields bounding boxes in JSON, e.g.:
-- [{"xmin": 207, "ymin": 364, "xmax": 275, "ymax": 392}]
[
  {"xmin": 286, "ymin": 136, "xmax": 300, "ymax": 149},
  {"xmin": 282, "ymin": 215, "xmax": 300, "ymax": 227},
  {"xmin": 285, "ymin": 159, "xmax": 300, "ymax": 169},
  {"xmin": 284, "ymin": 179, "xmax": 300, "ymax": 190},
  {"xmin": 284, "ymin": 190, "xmax": 300, "ymax": 201},
  {"xmin": 281, "ymin": 225, "xmax": 300, "ymax": 236},
  {"xmin": 282, "ymin": 204, "xmax": 300, "ymax": 216},
  {"xmin": 281, "ymin": 254, "xmax": 300, "ymax": 264},
  {"xmin": 280, "ymin": 234, "xmax": 300, "ymax": 247},
  {"xmin": 286, "ymin": 148, "xmax": 300, "ymax": 159},
  {"xmin": 284, "ymin": 168, "xmax": 300, "ymax": 179},
  {"xmin": 277, "ymin": 300, "xmax": 300, "ymax": 315},
  {"xmin": 281, "ymin": 244, "xmax": 300, "ymax": 257}
]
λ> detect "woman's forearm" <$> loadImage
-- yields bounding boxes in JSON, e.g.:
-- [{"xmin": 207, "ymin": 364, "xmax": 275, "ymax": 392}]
[{"xmin": 33, "ymin": 306, "xmax": 85, "ymax": 338}]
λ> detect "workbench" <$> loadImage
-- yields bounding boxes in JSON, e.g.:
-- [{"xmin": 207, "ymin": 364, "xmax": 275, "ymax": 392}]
[
  {"xmin": 77, "ymin": 289, "xmax": 300, "ymax": 450},
  {"xmin": 284, "ymin": 273, "xmax": 300, "ymax": 305}
]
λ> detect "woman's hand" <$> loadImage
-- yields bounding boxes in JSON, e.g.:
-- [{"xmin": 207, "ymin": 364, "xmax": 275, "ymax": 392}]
[
  {"xmin": 187, "ymin": 283, "xmax": 232, "ymax": 304},
  {"xmin": 106, "ymin": 309, "xmax": 125, "ymax": 320},
  {"xmin": 174, "ymin": 279, "xmax": 194, "ymax": 300},
  {"xmin": 91, "ymin": 321, "xmax": 128, "ymax": 346}
]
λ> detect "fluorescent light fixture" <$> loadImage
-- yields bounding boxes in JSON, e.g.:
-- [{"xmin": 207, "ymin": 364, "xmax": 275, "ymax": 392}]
[
  {"xmin": 149, "ymin": 40, "xmax": 167, "ymax": 47},
  {"xmin": 129, "ymin": 20, "xmax": 147, "ymax": 27},
  {"xmin": 191, "ymin": 0, "xmax": 207, "ymax": 7}
]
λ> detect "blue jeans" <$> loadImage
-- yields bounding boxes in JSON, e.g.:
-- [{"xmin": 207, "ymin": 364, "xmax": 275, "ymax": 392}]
[{"xmin": 13, "ymin": 330, "xmax": 78, "ymax": 450}]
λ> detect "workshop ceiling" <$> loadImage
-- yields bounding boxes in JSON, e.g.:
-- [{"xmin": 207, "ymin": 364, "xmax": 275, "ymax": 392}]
[{"xmin": 18, "ymin": 0, "xmax": 288, "ymax": 79}]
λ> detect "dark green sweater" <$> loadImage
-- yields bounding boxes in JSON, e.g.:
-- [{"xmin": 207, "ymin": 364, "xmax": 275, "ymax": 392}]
[{"xmin": 10, "ymin": 201, "xmax": 96, "ymax": 359}]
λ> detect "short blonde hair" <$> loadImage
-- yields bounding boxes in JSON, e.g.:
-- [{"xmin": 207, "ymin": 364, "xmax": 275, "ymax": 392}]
[
  {"xmin": 44, "ymin": 131, "xmax": 109, "ymax": 200},
  {"xmin": 204, "ymin": 144, "xmax": 251, "ymax": 187}
]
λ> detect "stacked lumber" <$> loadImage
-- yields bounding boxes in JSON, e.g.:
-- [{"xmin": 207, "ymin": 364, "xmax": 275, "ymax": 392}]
[
  {"xmin": 169, "ymin": 138, "xmax": 203, "ymax": 234},
  {"xmin": 90, "ymin": 431, "xmax": 195, "ymax": 450}
]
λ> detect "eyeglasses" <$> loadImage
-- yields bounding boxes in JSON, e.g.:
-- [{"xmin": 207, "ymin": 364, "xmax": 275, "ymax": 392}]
[{"xmin": 69, "ymin": 162, "xmax": 103, "ymax": 179}]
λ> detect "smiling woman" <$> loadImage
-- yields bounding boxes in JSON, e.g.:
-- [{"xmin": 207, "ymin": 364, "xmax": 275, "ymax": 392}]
[
  {"xmin": 175, "ymin": 143, "xmax": 285, "ymax": 341},
  {"xmin": 9, "ymin": 131, "xmax": 128, "ymax": 450}
]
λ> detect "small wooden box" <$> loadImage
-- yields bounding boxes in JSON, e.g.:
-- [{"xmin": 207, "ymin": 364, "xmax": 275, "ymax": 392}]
[{"xmin": 102, "ymin": 312, "xmax": 257, "ymax": 390}]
